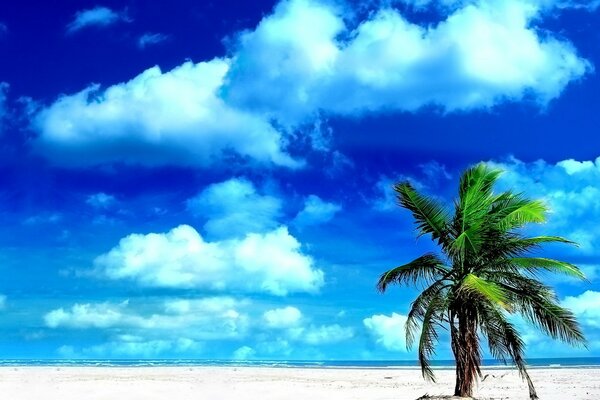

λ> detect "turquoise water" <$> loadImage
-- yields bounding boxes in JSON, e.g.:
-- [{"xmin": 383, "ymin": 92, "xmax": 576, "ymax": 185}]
[{"xmin": 0, "ymin": 358, "xmax": 599, "ymax": 368}]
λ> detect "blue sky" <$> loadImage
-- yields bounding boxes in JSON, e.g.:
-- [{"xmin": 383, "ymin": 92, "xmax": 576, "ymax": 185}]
[{"xmin": 0, "ymin": 0, "xmax": 599, "ymax": 360}]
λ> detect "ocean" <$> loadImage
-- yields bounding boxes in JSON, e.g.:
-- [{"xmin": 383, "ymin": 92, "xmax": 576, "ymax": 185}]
[{"xmin": 0, "ymin": 358, "xmax": 599, "ymax": 369}]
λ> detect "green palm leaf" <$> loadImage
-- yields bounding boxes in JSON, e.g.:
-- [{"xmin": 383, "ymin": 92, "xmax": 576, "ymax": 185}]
[
  {"xmin": 377, "ymin": 253, "xmax": 449, "ymax": 292},
  {"xmin": 394, "ymin": 182, "xmax": 450, "ymax": 245},
  {"xmin": 405, "ymin": 281, "xmax": 450, "ymax": 349},
  {"xmin": 460, "ymin": 273, "xmax": 509, "ymax": 309},
  {"xmin": 511, "ymin": 257, "xmax": 587, "ymax": 281}
]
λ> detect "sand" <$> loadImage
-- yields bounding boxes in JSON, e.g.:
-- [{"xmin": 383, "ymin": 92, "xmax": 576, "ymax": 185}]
[{"xmin": 0, "ymin": 366, "xmax": 597, "ymax": 399}]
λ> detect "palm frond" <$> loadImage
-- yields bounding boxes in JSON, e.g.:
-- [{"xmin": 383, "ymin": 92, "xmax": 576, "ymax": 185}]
[
  {"xmin": 478, "ymin": 303, "xmax": 539, "ymax": 400},
  {"xmin": 511, "ymin": 257, "xmax": 587, "ymax": 281},
  {"xmin": 460, "ymin": 273, "xmax": 509, "ymax": 309},
  {"xmin": 457, "ymin": 164, "xmax": 501, "ymax": 223},
  {"xmin": 498, "ymin": 285, "xmax": 587, "ymax": 347},
  {"xmin": 405, "ymin": 281, "xmax": 450, "ymax": 348},
  {"xmin": 450, "ymin": 224, "xmax": 484, "ymax": 260},
  {"xmin": 418, "ymin": 295, "xmax": 446, "ymax": 382},
  {"xmin": 491, "ymin": 194, "xmax": 548, "ymax": 230},
  {"xmin": 524, "ymin": 296, "xmax": 586, "ymax": 346},
  {"xmin": 485, "ymin": 271, "xmax": 552, "ymax": 297},
  {"xmin": 394, "ymin": 182, "xmax": 450, "ymax": 245},
  {"xmin": 459, "ymin": 164, "xmax": 502, "ymax": 204},
  {"xmin": 480, "ymin": 234, "xmax": 577, "ymax": 260},
  {"xmin": 377, "ymin": 253, "xmax": 449, "ymax": 293}
]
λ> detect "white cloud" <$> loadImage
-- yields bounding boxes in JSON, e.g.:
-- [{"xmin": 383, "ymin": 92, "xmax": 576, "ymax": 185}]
[
  {"xmin": 556, "ymin": 158, "xmax": 596, "ymax": 175},
  {"xmin": 393, "ymin": 0, "xmax": 600, "ymax": 12},
  {"xmin": 490, "ymin": 156, "xmax": 600, "ymax": 254},
  {"xmin": 562, "ymin": 291, "xmax": 600, "ymax": 328},
  {"xmin": 66, "ymin": 6, "xmax": 129, "ymax": 33},
  {"xmin": 187, "ymin": 178, "xmax": 282, "ymax": 238},
  {"xmin": 260, "ymin": 306, "xmax": 353, "ymax": 345},
  {"xmin": 293, "ymin": 195, "xmax": 341, "ymax": 227},
  {"xmin": 86, "ymin": 192, "xmax": 116, "ymax": 209},
  {"xmin": 68, "ymin": 338, "xmax": 202, "ymax": 358},
  {"xmin": 224, "ymin": 0, "xmax": 591, "ymax": 124},
  {"xmin": 94, "ymin": 224, "xmax": 324, "ymax": 296},
  {"xmin": 44, "ymin": 297, "xmax": 248, "ymax": 340},
  {"xmin": 138, "ymin": 32, "xmax": 170, "ymax": 49},
  {"xmin": 363, "ymin": 312, "xmax": 409, "ymax": 351},
  {"xmin": 46, "ymin": 299, "xmax": 352, "ymax": 357},
  {"xmin": 263, "ymin": 306, "xmax": 303, "ymax": 328},
  {"xmin": 301, "ymin": 324, "xmax": 354, "ymax": 345},
  {"xmin": 33, "ymin": 60, "xmax": 300, "ymax": 168},
  {"xmin": 223, "ymin": 0, "xmax": 344, "ymax": 126},
  {"xmin": 45, "ymin": 301, "xmax": 131, "ymax": 329},
  {"xmin": 233, "ymin": 345, "xmax": 256, "ymax": 360},
  {"xmin": 46, "ymin": 297, "xmax": 244, "ymax": 357},
  {"xmin": 34, "ymin": 0, "xmax": 590, "ymax": 168}
]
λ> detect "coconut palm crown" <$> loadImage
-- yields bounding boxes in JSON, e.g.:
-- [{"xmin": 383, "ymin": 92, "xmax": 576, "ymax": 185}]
[{"xmin": 377, "ymin": 163, "xmax": 587, "ymax": 399}]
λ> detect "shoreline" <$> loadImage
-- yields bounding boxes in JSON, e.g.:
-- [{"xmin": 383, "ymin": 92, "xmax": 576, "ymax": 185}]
[
  {"xmin": 0, "ymin": 366, "xmax": 598, "ymax": 399},
  {"xmin": 1, "ymin": 361, "xmax": 599, "ymax": 370},
  {"xmin": 2, "ymin": 364, "xmax": 600, "ymax": 370}
]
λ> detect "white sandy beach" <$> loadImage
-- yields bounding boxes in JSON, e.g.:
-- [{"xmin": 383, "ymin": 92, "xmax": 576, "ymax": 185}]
[{"xmin": 0, "ymin": 366, "xmax": 598, "ymax": 400}]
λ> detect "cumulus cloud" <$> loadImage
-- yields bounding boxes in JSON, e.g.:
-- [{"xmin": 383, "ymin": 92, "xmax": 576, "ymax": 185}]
[
  {"xmin": 562, "ymin": 290, "xmax": 600, "ymax": 328},
  {"xmin": 46, "ymin": 298, "xmax": 245, "ymax": 357},
  {"xmin": 59, "ymin": 336, "xmax": 203, "ymax": 358},
  {"xmin": 45, "ymin": 297, "xmax": 248, "ymax": 340},
  {"xmin": 45, "ymin": 301, "xmax": 130, "ymax": 329},
  {"xmin": 46, "ymin": 299, "xmax": 352, "ymax": 357},
  {"xmin": 233, "ymin": 345, "xmax": 256, "ymax": 359},
  {"xmin": 263, "ymin": 306, "xmax": 303, "ymax": 328},
  {"xmin": 66, "ymin": 6, "xmax": 129, "ymax": 34},
  {"xmin": 94, "ymin": 224, "xmax": 324, "ymax": 296},
  {"xmin": 363, "ymin": 312, "xmax": 409, "ymax": 351},
  {"xmin": 224, "ymin": 0, "xmax": 591, "ymax": 124},
  {"xmin": 293, "ymin": 195, "xmax": 341, "ymax": 227},
  {"xmin": 33, "ymin": 0, "xmax": 590, "ymax": 168},
  {"xmin": 300, "ymin": 324, "xmax": 354, "ymax": 345},
  {"xmin": 138, "ymin": 32, "xmax": 170, "ymax": 49},
  {"xmin": 490, "ymin": 156, "xmax": 600, "ymax": 255},
  {"xmin": 33, "ymin": 60, "xmax": 300, "ymax": 168},
  {"xmin": 261, "ymin": 306, "xmax": 354, "ymax": 346},
  {"xmin": 187, "ymin": 178, "xmax": 282, "ymax": 238}
]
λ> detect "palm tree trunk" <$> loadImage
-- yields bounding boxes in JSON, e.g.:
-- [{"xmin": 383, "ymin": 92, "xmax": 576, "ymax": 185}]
[{"xmin": 451, "ymin": 308, "xmax": 480, "ymax": 398}]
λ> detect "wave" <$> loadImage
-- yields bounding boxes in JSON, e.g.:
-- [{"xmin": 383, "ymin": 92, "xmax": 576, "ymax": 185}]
[{"xmin": 0, "ymin": 358, "xmax": 598, "ymax": 369}]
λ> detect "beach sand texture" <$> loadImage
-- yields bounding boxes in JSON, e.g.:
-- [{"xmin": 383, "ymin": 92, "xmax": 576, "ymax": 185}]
[{"xmin": 0, "ymin": 367, "xmax": 598, "ymax": 399}]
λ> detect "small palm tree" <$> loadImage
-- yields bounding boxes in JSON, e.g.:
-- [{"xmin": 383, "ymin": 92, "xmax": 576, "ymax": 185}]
[{"xmin": 378, "ymin": 163, "xmax": 586, "ymax": 399}]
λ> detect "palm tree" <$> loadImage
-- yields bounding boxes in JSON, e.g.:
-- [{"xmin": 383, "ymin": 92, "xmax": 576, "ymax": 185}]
[{"xmin": 377, "ymin": 163, "xmax": 586, "ymax": 399}]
